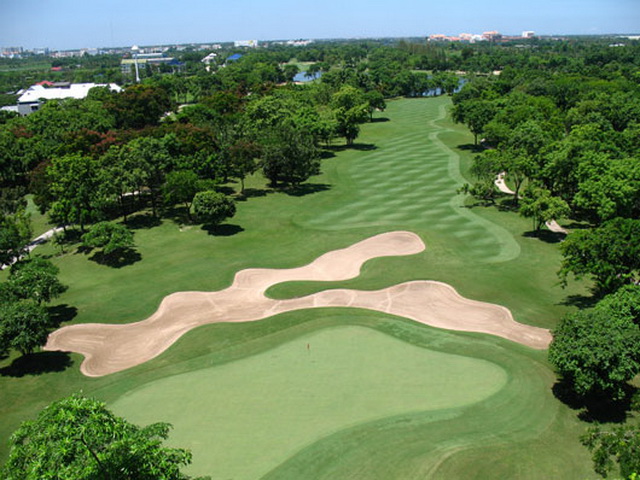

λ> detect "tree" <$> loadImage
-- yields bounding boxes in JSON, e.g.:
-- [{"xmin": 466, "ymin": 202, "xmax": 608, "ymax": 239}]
[
  {"xmin": 452, "ymin": 99, "xmax": 496, "ymax": 145},
  {"xmin": 163, "ymin": 170, "xmax": 200, "ymax": 220},
  {"xmin": 121, "ymin": 137, "xmax": 174, "ymax": 217},
  {"xmin": 559, "ymin": 218, "xmax": 640, "ymax": 293},
  {"xmin": 82, "ymin": 222, "xmax": 135, "ymax": 259},
  {"xmin": 548, "ymin": 286, "xmax": 640, "ymax": 401},
  {"xmin": 47, "ymin": 153, "xmax": 104, "ymax": 230},
  {"xmin": 192, "ymin": 191, "xmax": 236, "ymax": 226},
  {"xmin": 0, "ymin": 211, "xmax": 32, "ymax": 266},
  {"xmin": 0, "ymin": 300, "xmax": 51, "ymax": 356},
  {"xmin": 582, "ymin": 424, "xmax": 640, "ymax": 479},
  {"xmin": 364, "ymin": 90, "xmax": 386, "ymax": 121},
  {"xmin": 104, "ymin": 84, "xmax": 172, "ymax": 129},
  {"xmin": 548, "ymin": 308, "xmax": 640, "ymax": 400},
  {"xmin": 331, "ymin": 85, "xmax": 369, "ymax": 145},
  {"xmin": 2, "ymin": 394, "xmax": 199, "ymax": 480},
  {"xmin": 260, "ymin": 127, "xmax": 320, "ymax": 187},
  {"xmin": 228, "ymin": 139, "xmax": 261, "ymax": 194},
  {"xmin": 4, "ymin": 257, "xmax": 66, "ymax": 305},
  {"xmin": 519, "ymin": 186, "xmax": 570, "ymax": 231}
]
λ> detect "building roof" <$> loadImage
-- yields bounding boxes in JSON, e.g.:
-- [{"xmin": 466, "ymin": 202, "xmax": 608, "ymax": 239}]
[
  {"xmin": 18, "ymin": 83, "xmax": 122, "ymax": 104},
  {"xmin": 227, "ymin": 53, "xmax": 243, "ymax": 61}
]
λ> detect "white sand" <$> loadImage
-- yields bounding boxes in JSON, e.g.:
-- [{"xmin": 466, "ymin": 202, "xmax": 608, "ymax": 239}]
[{"xmin": 44, "ymin": 231, "xmax": 551, "ymax": 377}]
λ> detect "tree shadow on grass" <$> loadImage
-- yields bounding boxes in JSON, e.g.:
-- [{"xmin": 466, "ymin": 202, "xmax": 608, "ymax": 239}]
[
  {"xmin": 0, "ymin": 351, "xmax": 73, "ymax": 377},
  {"xmin": 89, "ymin": 248, "xmax": 141, "ymax": 268},
  {"xmin": 457, "ymin": 143, "xmax": 484, "ymax": 153},
  {"xmin": 559, "ymin": 293, "xmax": 600, "ymax": 309},
  {"xmin": 126, "ymin": 213, "xmax": 161, "ymax": 230},
  {"xmin": 48, "ymin": 304, "xmax": 78, "ymax": 327},
  {"xmin": 552, "ymin": 379, "xmax": 638, "ymax": 423},
  {"xmin": 523, "ymin": 230, "xmax": 566, "ymax": 244},
  {"xmin": 216, "ymin": 186, "xmax": 236, "ymax": 196},
  {"xmin": 235, "ymin": 188, "xmax": 270, "ymax": 202},
  {"xmin": 371, "ymin": 117, "xmax": 390, "ymax": 123},
  {"xmin": 202, "ymin": 223, "xmax": 244, "ymax": 237},
  {"xmin": 325, "ymin": 143, "xmax": 378, "ymax": 152},
  {"xmin": 284, "ymin": 183, "xmax": 331, "ymax": 197},
  {"xmin": 495, "ymin": 197, "xmax": 519, "ymax": 212}
]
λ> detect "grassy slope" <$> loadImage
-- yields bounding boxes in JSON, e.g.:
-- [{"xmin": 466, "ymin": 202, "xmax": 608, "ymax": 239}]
[{"xmin": 0, "ymin": 96, "xmax": 595, "ymax": 478}]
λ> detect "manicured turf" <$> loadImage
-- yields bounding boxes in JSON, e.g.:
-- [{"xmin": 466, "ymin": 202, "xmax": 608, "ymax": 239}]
[
  {"xmin": 0, "ymin": 96, "xmax": 596, "ymax": 478},
  {"xmin": 111, "ymin": 325, "xmax": 507, "ymax": 479}
]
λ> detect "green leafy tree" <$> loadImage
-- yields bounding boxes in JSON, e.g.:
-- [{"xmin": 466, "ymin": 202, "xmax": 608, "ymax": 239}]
[
  {"xmin": 82, "ymin": 222, "xmax": 135, "ymax": 258},
  {"xmin": 452, "ymin": 99, "xmax": 496, "ymax": 145},
  {"xmin": 260, "ymin": 128, "xmax": 320, "ymax": 186},
  {"xmin": 228, "ymin": 139, "xmax": 261, "ymax": 194},
  {"xmin": 548, "ymin": 308, "xmax": 640, "ymax": 400},
  {"xmin": 47, "ymin": 153, "xmax": 104, "ymax": 230},
  {"xmin": 121, "ymin": 137, "xmax": 174, "ymax": 217},
  {"xmin": 4, "ymin": 257, "xmax": 66, "ymax": 305},
  {"xmin": 0, "ymin": 211, "xmax": 32, "ymax": 266},
  {"xmin": 331, "ymin": 85, "xmax": 369, "ymax": 145},
  {"xmin": 559, "ymin": 218, "xmax": 640, "ymax": 293},
  {"xmin": 519, "ymin": 186, "xmax": 570, "ymax": 231},
  {"xmin": 192, "ymin": 191, "xmax": 236, "ymax": 226},
  {"xmin": 549, "ymin": 285, "xmax": 640, "ymax": 401},
  {"xmin": 2, "ymin": 394, "xmax": 200, "ymax": 480},
  {"xmin": 0, "ymin": 300, "xmax": 51, "ymax": 356},
  {"xmin": 582, "ymin": 424, "xmax": 640, "ymax": 479},
  {"xmin": 364, "ymin": 90, "xmax": 386, "ymax": 121},
  {"xmin": 163, "ymin": 170, "xmax": 200, "ymax": 221},
  {"xmin": 104, "ymin": 84, "xmax": 172, "ymax": 129}
]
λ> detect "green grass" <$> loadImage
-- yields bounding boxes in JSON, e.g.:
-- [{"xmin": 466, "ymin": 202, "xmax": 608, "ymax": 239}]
[
  {"xmin": 111, "ymin": 324, "xmax": 507, "ymax": 479},
  {"xmin": 0, "ymin": 96, "xmax": 596, "ymax": 478}
]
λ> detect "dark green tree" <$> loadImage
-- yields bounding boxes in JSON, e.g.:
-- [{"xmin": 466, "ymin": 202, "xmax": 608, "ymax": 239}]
[
  {"xmin": 0, "ymin": 300, "xmax": 51, "ymax": 356},
  {"xmin": 2, "ymin": 394, "xmax": 200, "ymax": 480},
  {"xmin": 192, "ymin": 191, "xmax": 236, "ymax": 226},
  {"xmin": 82, "ymin": 222, "xmax": 135, "ymax": 259},
  {"xmin": 559, "ymin": 218, "xmax": 640, "ymax": 293},
  {"xmin": 0, "ymin": 211, "xmax": 32, "ymax": 266},
  {"xmin": 260, "ymin": 128, "xmax": 320, "ymax": 186},
  {"xmin": 4, "ymin": 257, "xmax": 66, "ymax": 305},
  {"xmin": 519, "ymin": 186, "xmax": 570, "ymax": 231},
  {"xmin": 582, "ymin": 424, "xmax": 640, "ymax": 479},
  {"xmin": 163, "ymin": 170, "xmax": 200, "ymax": 221}
]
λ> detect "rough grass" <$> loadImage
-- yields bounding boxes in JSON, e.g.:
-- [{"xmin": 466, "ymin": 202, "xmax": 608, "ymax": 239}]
[{"xmin": 0, "ymin": 96, "xmax": 595, "ymax": 478}]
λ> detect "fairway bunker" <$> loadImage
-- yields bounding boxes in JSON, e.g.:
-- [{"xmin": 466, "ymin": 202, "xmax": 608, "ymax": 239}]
[{"xmin": 44, "ymin": 231, "xmax": 551, "ymax": 376}]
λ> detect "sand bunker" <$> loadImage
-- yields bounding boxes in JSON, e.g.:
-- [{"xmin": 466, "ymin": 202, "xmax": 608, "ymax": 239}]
[{"xmin": 44, "ymin": 231, "xmax": 551, "ymax": 377}]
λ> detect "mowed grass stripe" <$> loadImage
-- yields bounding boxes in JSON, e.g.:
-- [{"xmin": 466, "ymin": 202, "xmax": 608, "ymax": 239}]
[{"xmin": 301, "ymin": 99, "xmax": 520, "ymax": 263}]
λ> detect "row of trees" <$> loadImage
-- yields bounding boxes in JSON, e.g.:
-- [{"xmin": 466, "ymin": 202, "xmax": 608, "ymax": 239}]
[{"xmin": 453, "ymin": 40, "xmax": 640, "ymax": 479}]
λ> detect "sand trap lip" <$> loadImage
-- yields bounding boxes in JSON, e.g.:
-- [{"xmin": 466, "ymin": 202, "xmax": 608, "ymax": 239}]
[{"xmin": 44, "ymin": 231, "xmax": 551, "ymax": 377}]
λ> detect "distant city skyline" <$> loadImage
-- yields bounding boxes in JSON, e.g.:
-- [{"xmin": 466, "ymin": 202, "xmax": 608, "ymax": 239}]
[{"xmin": 2, "ymin": 0, "xmax": 638, "ymax": 51}]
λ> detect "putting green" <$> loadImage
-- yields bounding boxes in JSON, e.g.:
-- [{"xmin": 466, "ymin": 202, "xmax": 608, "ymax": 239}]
[{"xmin": 111, "ymin": 325, "xmax": 507, "ymax": 479}]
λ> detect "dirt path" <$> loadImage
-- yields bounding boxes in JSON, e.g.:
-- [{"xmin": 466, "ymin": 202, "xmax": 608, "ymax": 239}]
[
  {"xmin": 1, "ymin": 226, "xmax": 65, "ymax": 270},
  {"xmin": 44, "ymin": 231, "xmax": 551, "ymax": 377}
]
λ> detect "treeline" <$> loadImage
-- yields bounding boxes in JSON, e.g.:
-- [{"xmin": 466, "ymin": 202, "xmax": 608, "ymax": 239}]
[{"xmin": 452, "ymin": 40, "xmax": 640, "ymax": 479}]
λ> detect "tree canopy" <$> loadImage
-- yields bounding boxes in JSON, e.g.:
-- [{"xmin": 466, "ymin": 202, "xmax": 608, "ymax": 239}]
[{"xmin": 2, "ymin": 394, "xmax": 201, "ymax": 480}]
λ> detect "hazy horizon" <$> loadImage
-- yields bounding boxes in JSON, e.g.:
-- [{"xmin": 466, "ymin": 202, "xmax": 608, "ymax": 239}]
[{"xmin": 2, "ymin": 0, "xmax": 638, "ymax": 51}]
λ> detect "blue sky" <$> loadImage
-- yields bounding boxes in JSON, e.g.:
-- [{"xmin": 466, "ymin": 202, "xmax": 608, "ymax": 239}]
[{"xmin": 2, "ymin": 0, "xmax": 638, "ymax": 50}]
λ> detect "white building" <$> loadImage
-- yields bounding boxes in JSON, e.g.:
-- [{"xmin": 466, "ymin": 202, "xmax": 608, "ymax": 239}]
[
  {"xmin": 17, "ymin": 83, "xmax": 122, "ymax": 115},
  {"xmin": 234, "ymin": 40, "xmax": 258, "ymax": 48},
  {"xmin": 522, "ymin": 31, "xmax": 536, "ymax": 38}
]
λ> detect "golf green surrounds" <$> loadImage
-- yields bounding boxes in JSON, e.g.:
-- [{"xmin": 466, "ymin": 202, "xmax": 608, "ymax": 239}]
[
  {"xmin": 111, "ymin": 325, "xmax": 507, "ymax": 479},
  {"xmin": 0, "ymin": 96, "xmax": 595, "ymax": 478}
]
